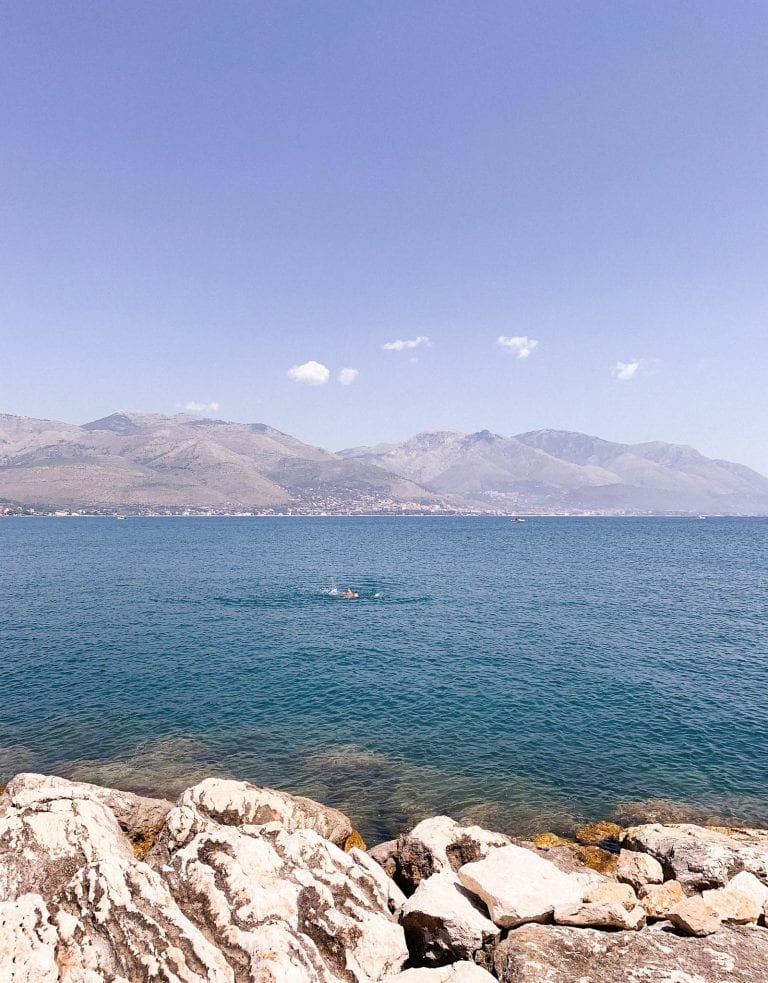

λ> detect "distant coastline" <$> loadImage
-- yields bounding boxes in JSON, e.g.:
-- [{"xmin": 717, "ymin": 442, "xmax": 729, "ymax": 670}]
[
  {"xmin": 3, "ymin": 507, "xmax": 766, "ymax": 519},
  {"xmin": 3, "ymin": 411, "xmax": 768, "ymax": 518}
]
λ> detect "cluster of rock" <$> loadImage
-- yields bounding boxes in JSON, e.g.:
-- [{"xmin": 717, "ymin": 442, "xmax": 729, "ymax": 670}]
[{"xmin": 1, "ymin": 773, "xmax": 767, "ymax": 981}]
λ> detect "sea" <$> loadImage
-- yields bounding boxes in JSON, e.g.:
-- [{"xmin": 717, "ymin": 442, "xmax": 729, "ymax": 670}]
[{"xmin": 2, "ymin": 516, "xmax": 766, "ymax": 843}]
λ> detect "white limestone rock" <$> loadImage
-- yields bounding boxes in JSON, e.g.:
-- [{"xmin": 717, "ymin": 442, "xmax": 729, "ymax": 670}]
[
  {"xmin": 726, "ymin": 870, "xmax": 768, "ymax": 911},
  {"xmin": 623, "ymin": 822, "xmax": 768, "ymax": 891},
  {"xmin": 177, "ymin": 777, "xmax": 354, "ymax": 846},
  {"xmin": 553, "ymin": 899, "xmax": 646, "ymax": 930},
  {"xmin": 667, "ymin": 894, "xmax": 723, "ymax": 936},
  {"xmin": 457, "ymin": 844, "xmax": 586, "ymax": 928},
  {"xmin": 385, "ymin": 964, "xmax": 496, "ymax": 982},
  {"xmin": 3, "ymin": 772, "xmax": 172, "ymax": 840},
  {"xmin": 0, "ymin": 894, "xmax": 59, "ymax": 982},
  {"xmin": 701, "ymin": 886, "xmax": 761, "ymax": 924},
  {"xmin": 582, "ymin": 880, "xmax": 638, "ymax": 911},
  {"xmin": 616, "ymin": 849, "xmax": 663, "ymax": 891},
  {"xmin": 400, "ymin": 871, "xmax": 500, "ymax": 966},
  {"xmin": 163, "ymin": 811, "xmax": 408, "ymax": 981},
  {"xmin": 493, "ymin": 922, "xmax": 768, "ymax": 981},
  {"xmin": 56, "ymin": 857, "xmax": 235, "ymax": 981},
  {"xmin": 349, "ymin": 846, "xmax": 407, "ymax": 914},
  {"xmin": 386, "ymin": 816, "xmax": 512, "ymax": 895},
  {"xmin": 637, "ymin": 879, "xmax": 686, "ymax": 919},
  {"xmin": 0, "ymin": 782, "xmax": 135, "ymax": 902}
]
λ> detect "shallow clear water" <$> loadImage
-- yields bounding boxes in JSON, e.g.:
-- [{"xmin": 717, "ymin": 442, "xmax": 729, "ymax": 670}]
[{"xmin": 2, "ymin": 516, "xmax": 767, "ymax": 842}]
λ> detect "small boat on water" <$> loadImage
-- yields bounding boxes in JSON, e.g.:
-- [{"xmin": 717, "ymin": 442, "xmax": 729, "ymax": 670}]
[{"xmin": 512, "ymin": 516, "xmax": 525, "ymax": 523}]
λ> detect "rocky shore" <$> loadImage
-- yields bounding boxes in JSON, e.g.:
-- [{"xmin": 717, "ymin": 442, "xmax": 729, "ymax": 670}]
[{"xmin": 2, "ymin": 773, "xmax": 767, "ymax": 981}]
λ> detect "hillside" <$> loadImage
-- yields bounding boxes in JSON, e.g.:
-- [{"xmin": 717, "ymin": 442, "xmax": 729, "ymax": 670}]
[
  {"xmin": 2, "ymin": 413, "xmax": 767, "ymax": 514},
  {"xmin": 0, "ymin": 413, "xmax": 436, "ymax": 512},
  {"xmin": 340, "ymin": 429, "xmax": 768, "ymax": 514}
]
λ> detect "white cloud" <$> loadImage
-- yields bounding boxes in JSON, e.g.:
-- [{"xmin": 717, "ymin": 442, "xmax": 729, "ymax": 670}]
[
  {"xmin": 338, "ymin": 367, "xmax": 359, "ymax": 385},
  {"xmin": 287, "ymin": 360, "xmax": 330, "ymax": 386},
  {"xmin": 180, "ymin": 401, "xmax": 220, "ymax": 413},
  {"xmin": 497, "ymin": 335, "xmax": 538, "ymax": 359},
  {"xmin": 381, "ymin": 335, "xmax": 430, "ymax": 351},
  {"xmin": 613, "ymin": 360, "xmax": 641, "ymax": 381}
]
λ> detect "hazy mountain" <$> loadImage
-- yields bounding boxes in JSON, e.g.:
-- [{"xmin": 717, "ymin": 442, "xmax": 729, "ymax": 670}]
[
  {"xmin": 0, "ymin": 412, "xmax": 435, "ymax": 510},
  {"xmin": 2, "ymin": 413, "xmax": 767, "ymax": 514},
  {"xmin": 340, "ymin": 429, "xmax": 768, "ymax": 514}
]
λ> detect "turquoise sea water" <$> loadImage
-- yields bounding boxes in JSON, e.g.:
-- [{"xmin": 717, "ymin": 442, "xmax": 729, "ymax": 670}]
[{"xmin": 2, "ymin": 516, "xmax": 767, "ymax": 842}]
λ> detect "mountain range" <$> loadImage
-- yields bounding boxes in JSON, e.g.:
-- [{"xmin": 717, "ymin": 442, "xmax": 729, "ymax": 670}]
[{"xmin": 1, "ymin": 411, "xmax": 767, "ymax": 514}]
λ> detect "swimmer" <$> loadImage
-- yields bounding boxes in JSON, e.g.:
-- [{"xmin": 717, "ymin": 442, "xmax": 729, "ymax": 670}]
[{"xmin": 342, "ymin": 588, "xmax": 359, "ymax": 599}]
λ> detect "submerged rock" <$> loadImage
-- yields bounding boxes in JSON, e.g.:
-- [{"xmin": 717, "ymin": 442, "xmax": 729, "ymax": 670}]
[
  {"xmin": 493, "ymin": 922, "xmax": 768, "ymax": 981},
  {"xmin": 400, "ymin": 871, "xmax": 500, "ymax": 966},
  {"xmin": 574, "ymin": 820, "xmax": 624, "ymax": 847},
  {"xmin": 531, "ymin": 833, "xmax": 618, "ymax": 876},
  {"xmin": 623, "ymin": 822, "xmax": 768, "ymax": 890}
]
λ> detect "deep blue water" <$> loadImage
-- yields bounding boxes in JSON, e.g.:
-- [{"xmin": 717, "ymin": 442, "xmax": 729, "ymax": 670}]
[{"xmin": 2, "ymin": 516, "xmax": 767, "ymax": 842}]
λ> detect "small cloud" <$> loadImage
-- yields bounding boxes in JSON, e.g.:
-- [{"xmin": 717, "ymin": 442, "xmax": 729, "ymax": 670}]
[
  {"xmin": 338, "ymin": 367, "xmax": 359, "ymax": 386},
  {"xmin": 381, "ymin": 335, "xmax": 430, "ymax": 351},
  {"xmin": 497, "ymin": 335, "xmax": 538, "ymax": 359},
  {"xmin": 613, "ymin": 360, "xmax": 641, "ymax": 381},
  {"xmin": 179, "ymin": 400, "xmax": 220, "ymax": 413},
  {"xmin": 287, "ymin": 360, "xmax": 330, "ymax": 386}
]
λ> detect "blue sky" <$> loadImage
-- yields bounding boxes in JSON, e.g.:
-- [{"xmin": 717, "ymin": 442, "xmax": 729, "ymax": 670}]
[{"xmin": 2, "ymin": 2, "xmax": 767, "ymax": 471}]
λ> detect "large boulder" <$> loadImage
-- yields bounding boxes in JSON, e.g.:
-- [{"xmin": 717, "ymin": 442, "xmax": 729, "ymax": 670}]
[
  {"xmin": 0, "ymin": 777, "xmax": 135, "ymax": 901},
  {"xmin": 623, "ymin": 823, "xmax": 768, "ymax": 891},
  {"xmin": 493, "ymin": 922, "xmax": 768, "ymax": 981},
  {"xmin": 0, "ymin": 863, "xmax": 238, "ymax": 982},
  {"xmin": 0, "ymin": 894, "xmax": 58, "ymax": 982},
  {"xmin": 55, "ymin": 858, "xmax": 235, "ymax": 981},
  {"xmin": 378, "ymin": 816, "xmax": 512, "ymax": 895},
  {"xmin": 3, "ymin": 772, "xmax": 173, "ymax": 838},
  {"xmin": 177, "ymin": 777, "xmax": 355, "ymax": 847},
  {"xmin": 384, "ymin": 965, "xmax": 496, "ymax": 982},
  {"xmin": 0, "ymin": 772, "xmax": 406, "ymax": 981},
  {"xmin": 163, "ymin": 805, "xmax": 409, "ymax": 981},
  {"xmin": 457, "ymin": 844, "xmax": 591, "ymax": 928},
  {"xmin": 400, "ymin": 872, "xmax": 500, "ymax": 966}
]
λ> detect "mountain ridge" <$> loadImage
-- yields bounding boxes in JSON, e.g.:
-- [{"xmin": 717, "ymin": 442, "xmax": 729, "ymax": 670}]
[{"xmin": 1, "ymin": 412, "xmax": 767, "ymax": 514}]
